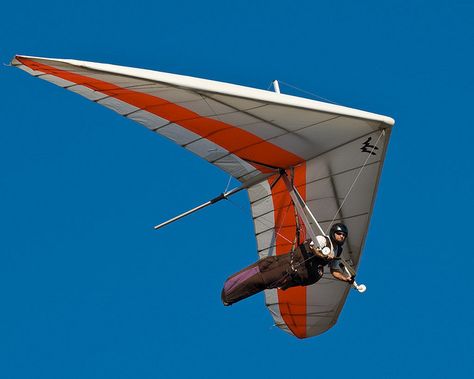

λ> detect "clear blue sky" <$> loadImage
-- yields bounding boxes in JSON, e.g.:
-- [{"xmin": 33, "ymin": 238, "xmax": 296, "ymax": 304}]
[{"xmin": 1, "ymin": 1, "xmax": 473, "ymax": 378}]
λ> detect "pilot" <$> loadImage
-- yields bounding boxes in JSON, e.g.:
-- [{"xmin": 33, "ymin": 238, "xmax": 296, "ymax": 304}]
[{"xmin": 221, "ymin": 223, "xmax": 353, "ymax": 306}]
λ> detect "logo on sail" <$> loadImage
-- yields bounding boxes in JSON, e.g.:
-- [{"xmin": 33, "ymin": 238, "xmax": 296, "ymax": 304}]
[{"xmin": 361, "ymin": 137, "xmax": 378, "ymax": 155}]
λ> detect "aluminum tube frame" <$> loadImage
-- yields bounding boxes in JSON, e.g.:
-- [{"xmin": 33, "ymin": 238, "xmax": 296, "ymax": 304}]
[
  {"xmin": 154, "ymin": 172, "xmax": 275, "ymax": 230},
  {"xmin": 281, "ymin": 171, "xmax": 327, "ymax": 249}
]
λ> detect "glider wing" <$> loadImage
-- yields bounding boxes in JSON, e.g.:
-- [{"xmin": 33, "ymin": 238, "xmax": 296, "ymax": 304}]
[{"xmin": 12, "ymin": 55, "xmax": 394, "ymax": 338}]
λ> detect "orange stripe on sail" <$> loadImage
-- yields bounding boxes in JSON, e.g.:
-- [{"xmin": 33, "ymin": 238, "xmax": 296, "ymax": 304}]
[
  {"xmin": 17, "ymin": 57, "xmax": 304, "ymax": 171},
  {"xmin": 271, "ymin": 165, "xmax": 308, "ymax": 339}
]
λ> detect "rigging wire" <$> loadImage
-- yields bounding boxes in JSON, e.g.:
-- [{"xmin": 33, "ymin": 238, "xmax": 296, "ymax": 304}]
[
  {"xmin": 226, "ymin": 196, "xmax": 293, "ymax": 245},
  {"xmin": 277, "ymin": 80, "xmax": 339, "ymax": 105},
  {"xmin": 275, "ymin": 199, "xmax": 293, "ymax": 244},
  {"xmin": 223, "ymin": 175, "xmax": 232, "ymax": 193},
  {"xmin": 326, "ymin": 129, "xmax": 386, "ymax": 234}
]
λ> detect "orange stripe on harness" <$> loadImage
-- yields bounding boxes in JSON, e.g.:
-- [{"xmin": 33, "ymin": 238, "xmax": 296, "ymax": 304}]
[{"xmin": 270, "ymin": 165, "xmax": 308, "ymax": 339}]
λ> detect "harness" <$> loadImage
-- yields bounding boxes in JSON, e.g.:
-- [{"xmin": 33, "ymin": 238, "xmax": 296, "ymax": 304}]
[{"xmin": 288, "ymin": 241, "xmax": 327, "ymax": 285}]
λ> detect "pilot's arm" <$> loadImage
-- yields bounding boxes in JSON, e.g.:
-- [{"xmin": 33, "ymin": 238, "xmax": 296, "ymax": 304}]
[{"xmin": 330, "ymin": 268, "xmax": 354, "ymax": 283}]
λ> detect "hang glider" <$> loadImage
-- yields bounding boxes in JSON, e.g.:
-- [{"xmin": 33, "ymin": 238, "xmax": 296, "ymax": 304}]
[{"xmin": 12, "ymin": 55, "xmax": 394, "ymax": 338}]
